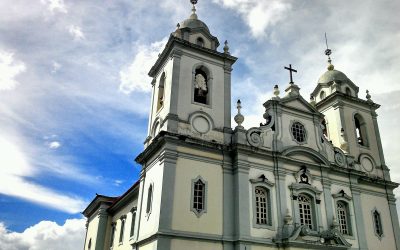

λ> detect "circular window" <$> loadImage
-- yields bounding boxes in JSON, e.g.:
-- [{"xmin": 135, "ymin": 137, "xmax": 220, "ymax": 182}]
[{"xmin": 291, "ymin": 122, "xmax": 306, "ymax": 143}]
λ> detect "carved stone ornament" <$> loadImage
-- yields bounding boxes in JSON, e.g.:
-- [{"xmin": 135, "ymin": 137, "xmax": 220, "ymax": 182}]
[
  {"xmin": 246, "ymin": 127, "xmax": 264, "ymax": 147},
  {"xmin": 334, "ymin": 149, "xmax": 346, "ymax": 167},
  {"xmin": 294, "ymin": 165, "xmax": 311, "ymax": 185}
]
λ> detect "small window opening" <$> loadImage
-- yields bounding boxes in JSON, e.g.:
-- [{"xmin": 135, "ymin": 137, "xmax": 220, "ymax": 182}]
[
  {"xmin": 354, "ymin": 114, "xmax": 367, "ymax": 146},
  {"xmin": 193, "ymin": 179, "xmax": 205, "ymax": 213},
  {"xmin": 110, "ymin": 223, "xmax": 116, "ymax": 247},
  {"xmin": 156, "ymin": 73, "xmax": 165, "ymax": 111},
  {"xmin": 373, "ymin": 210, "xmax": 383, "ymax": 237},
  {"xmin": 130, "ymin": 211, "xmax": 136, "ymax": 237},
  {"xmin": 194, "ymin": 68, "xmax": 208, "ymax": 104},
  {"xmin": 146, "ymin": 185, "xmax": 153, "ymax": 214},
  {"xmin": 196, "ymin": 37, "xmax": 204, "ymax": 47},
  {"xmin": 88, "ymin": 238, "xmax": 92, "ymax": 250},
  {"xmin": 119, "ymin": 218, "xmax": 125, "ymax": 243},
  {"xmin": 321, "ymin": 119, "xmax": 328, "ymax": 142},
  {"xmin": 320, "ymin": 91, "xmax": 326, "ymax": 100},
  {"xmin": 346, "ymin": 87, "xmax": 352, "ymax": 96}
]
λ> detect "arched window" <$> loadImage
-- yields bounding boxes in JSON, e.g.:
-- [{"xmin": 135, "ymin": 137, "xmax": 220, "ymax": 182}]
[
  {"xmin": 146, "ymin": 184, "xmax": 153, "ymax": 215},
  {"xmin": 196, "ymin": 37, "xmax": 204, "ymax": 47},
  {"xmin": 373, "ymin": 210, "xmax": 383, "ymax": 238},
  {"xmin": 119, "ymin": 216, "xmax": 126, "ymax": 244},
  {"xmin": 255, "ymin": 187, "xmax": 269, "ymax": 225},
  {"xmin": 345, "ymin": 87, "xmax": 352, "ymax": 96},
  {"xmin": 156, "ymin": 73, "xmax": 165, "ymax": 111},
  {"xmin": 354, "ymin": 114, "xmax": 367, "ymax": 146},
  {"xmin": 130, "ymin": 210, "xmax": 136, "ymax": 238},
  {"xmin": 298, "ymin": 194, "xmax": 314, "ymax": 230},
  {"xmin": 193, "ymin": 67, "xmax": 209, "ymax": 104},
  {"xmin": 320, "ymin": 91, "xmax": 326, "ymax": 100},
  {"xmin": 337, "ymin": 201, "xmax": 350, "ymax": 235}
]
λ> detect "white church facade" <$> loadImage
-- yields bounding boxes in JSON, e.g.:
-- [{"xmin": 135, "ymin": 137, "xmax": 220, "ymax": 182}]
[{"xmin": 82, "ymin": 2, "xmax": 400, "ymax": 250}]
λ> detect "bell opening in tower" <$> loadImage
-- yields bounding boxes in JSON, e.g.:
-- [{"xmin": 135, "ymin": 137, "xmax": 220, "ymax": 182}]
[{"xmin": 194, "ymin": 68, "xmax": 208, "ymax": 104}]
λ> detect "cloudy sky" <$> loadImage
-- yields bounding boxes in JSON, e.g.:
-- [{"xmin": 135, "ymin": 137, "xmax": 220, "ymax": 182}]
[{"xmin": 0, "ymin": 0, "xmax": 399, "ymax": 248}]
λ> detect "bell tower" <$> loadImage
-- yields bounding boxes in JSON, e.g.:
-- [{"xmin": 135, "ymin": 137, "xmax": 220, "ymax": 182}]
[
  {"xmin": 144, "ymin": 0, "xmax": 237, "ymax": 147},
  {"xmin": 311, "ymin": 47, "xmax": 388, "ymax": 179}
]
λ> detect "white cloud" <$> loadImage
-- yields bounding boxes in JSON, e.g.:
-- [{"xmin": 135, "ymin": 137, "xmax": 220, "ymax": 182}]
[
  {"xmin": 119, "ymin": 38, "xmax": 168, "ymax": 94},
  {"xmin": 0, "ymin": 218, "xmax": 85, "ymax": 250},
  {"xmin": 49, "ymin": 141, "xmax": 61, "ymax": 149},
  {"xmin": 0, "ymin": 136, "xmax": 86, "ymax": 214},
  {"xmin": 51, "ymin": 61, "xmax": 62, "ymax": 74},
  {"xmin": 0, "ymin": 50, "xmax": 26, "ymax": 91},
  {"xmin": 113, "ymin": 179, "xmax": 124, "ymax": 187},
  {"xmin": 41, "ymin": 0, "xmax": 68, "ymax": 14},
  {"xmin": 68, "ymin": 25, "xmax": 85, "ymax": 41},
  {"xmin": 214, "ymin": 0, "xmax": 291, "ymax": 39}
]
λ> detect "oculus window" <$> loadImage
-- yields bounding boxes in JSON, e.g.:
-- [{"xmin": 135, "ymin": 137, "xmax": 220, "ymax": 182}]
[{"xmin": 291, "ymin": 121, "xmax": 307, "ymax": 143}]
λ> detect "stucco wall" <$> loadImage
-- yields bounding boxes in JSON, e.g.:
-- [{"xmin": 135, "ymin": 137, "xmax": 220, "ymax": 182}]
[{"xmin": 171, "ymin": 156, "xmax": 223, "ymax": 235}]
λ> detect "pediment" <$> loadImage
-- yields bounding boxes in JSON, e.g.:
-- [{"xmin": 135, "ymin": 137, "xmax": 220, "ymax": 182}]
[
  {"xmin": 281, "ymin": 95, "xmax": 320, "ymax": 114},
  {"xmin": 282, "ymin": 146, "xmax": 330, "ymax": 166}
]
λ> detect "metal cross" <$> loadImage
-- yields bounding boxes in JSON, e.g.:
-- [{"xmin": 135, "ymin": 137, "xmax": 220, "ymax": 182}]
[{"xmin": 284, "ymin": 64, "xmax": 297, "ymax": 84}]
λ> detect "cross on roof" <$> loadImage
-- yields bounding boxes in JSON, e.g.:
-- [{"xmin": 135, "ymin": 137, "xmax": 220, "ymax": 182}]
[{"xmin": 284, "ymin": 64, "xmax": 297, "ymax": 84}]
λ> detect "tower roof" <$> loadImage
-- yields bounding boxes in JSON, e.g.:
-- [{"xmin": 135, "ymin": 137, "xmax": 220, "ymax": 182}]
[
  {"xmin": 318, "ymin": 68, "xmax": 351, "ymax": 84},
  {"xmin": 179, "ymin": 13, "xmax": 210, "ymax": 33}
]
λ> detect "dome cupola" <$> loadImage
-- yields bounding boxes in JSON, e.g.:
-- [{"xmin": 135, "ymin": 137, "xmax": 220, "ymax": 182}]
[{"xmin": 172, "ymin": 0, "xmax": 220, "ymax": 50}]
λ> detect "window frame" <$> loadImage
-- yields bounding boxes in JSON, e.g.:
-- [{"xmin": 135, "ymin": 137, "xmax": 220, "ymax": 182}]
[
  {"xmin": 109, "ymin": 222, "xmax": 116, "ymax": 248},
  {"xmin": 289, "ymin": 183, "xmax": 322, "ymax": 233},
  {"xmin": 250, "ymin": 175, "xmax": 275, "ymax": 230},
  {"xmin": 190, "ymin": 176, "xmax": 208, "ymax": 217},
  {"xmin": 332, "ymin": 190, "xmax": 354, "ymax": 237},
  {"xmin": 129, "ymin": 207, "xmax": 137, "ymax": 239},
  {"xmin": 353, "ymin": 113, "xmax": 369, "ymax": 147},
  {"xmin": 119, "ymin": 215, "xmax": 126, "ymax": 245},
  {"xmin": 191, "ymin": 63, "xmax": 213, "ymax": 108},
  {"xmin": 372, "ymin": 208, "xmax": 384, "ymax": 240},
  {"xmin": 145, "ymin": 183, "xmax": 154, "ymax": 219},
  {"xmin": 289, "ymin": 120, "xmax": 308, "ymax": 145}
]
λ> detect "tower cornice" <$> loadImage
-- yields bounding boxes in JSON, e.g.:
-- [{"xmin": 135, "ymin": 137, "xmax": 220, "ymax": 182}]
[{"xmin": 148, "ymin": 35, "xmax": 237, "ymax": 78}]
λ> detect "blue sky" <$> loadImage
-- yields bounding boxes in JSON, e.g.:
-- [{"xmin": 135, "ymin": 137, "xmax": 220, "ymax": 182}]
[{"xmin": 0, "ymin": 0, "xmax": 399, "ymax": 248}]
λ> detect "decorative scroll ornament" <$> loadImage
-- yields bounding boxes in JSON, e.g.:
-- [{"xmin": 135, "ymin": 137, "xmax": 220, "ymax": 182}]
[
  {"xmin": 246, "ymin": 127, "xmax": 263, "ymax": 147},
  {"xmin": 334, "ymin": 149, "xmax": 346, "ymax": 167}
]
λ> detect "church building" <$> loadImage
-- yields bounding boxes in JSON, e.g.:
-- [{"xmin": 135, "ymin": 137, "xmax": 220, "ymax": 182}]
[{"xmin": 82, "ymin": 1, "xmax": 400, "ymax": 249}]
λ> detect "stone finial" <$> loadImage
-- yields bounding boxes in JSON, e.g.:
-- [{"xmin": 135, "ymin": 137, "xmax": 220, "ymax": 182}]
[
  {"xmin": 176, "ymin": 23, "xmax": 180, "ymax": 29},
  {"xmin": 366, "ymin": 89, "xmax": 373, "ymax": 102},
  {"xmin": 273, "ymin": 84, "xmax": 280, "ymax": 98},
  {"xmin": 310, "ymin": 94, "xmax": 316, "ymax": 106},
  {"xmin": 223, "ymin": 40, "xmax": 230, "ymax": 54},
  {"xmin": 234, "ymin": 99, "xmax": 244, "ymax": 128}
]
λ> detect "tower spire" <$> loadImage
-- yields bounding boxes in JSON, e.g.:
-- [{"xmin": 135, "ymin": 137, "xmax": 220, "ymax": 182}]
[
  {"xmin": 190, "ymin": 0, "xmax": 198, "ymax": 19},
  {"xmin": 325, "ymin": 32, "xmax": 334, "ymax": 70}
]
